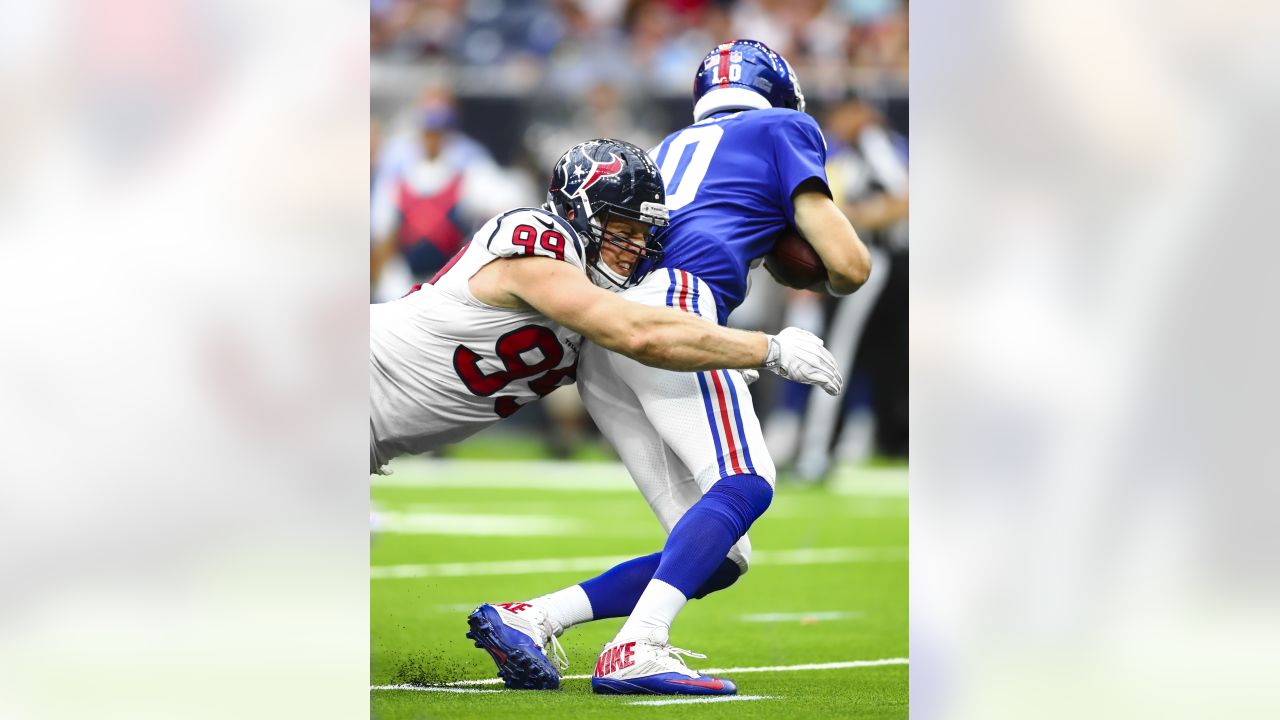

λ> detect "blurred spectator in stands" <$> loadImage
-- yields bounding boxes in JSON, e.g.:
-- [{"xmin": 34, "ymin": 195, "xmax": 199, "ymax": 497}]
[
  {"xmin": 370, "ymin": 86, "xmax": 531, "ymax": 301},
  {"xmin": 454, "ymin": 0, "xmax": 566, "ymax": 67},
  {"xmin": 727, "ymin": 0, "xmax": 796, "ymax": 58},
  {"xmin": 543, "ymin": 1, "xmax": 627, "ymax": 97},
  {"xmin": 372, "ymin": 0, "xmax": 909, "ymax": 95},
  {"xmin": 766, "ymin": 96, "xmax": 909, "ymax": 479},
  {"xmin": 696, "ymin": 1, "xmax": 735, "ymax": 50},
  {"xmin": 372, "ymin": 0, "xmax": 466, "ymax": 61},
  {"xmin": 622, "ymin": 0, "xmax": 694, "ymax": 92},
  {"xmin": 845, "ymin": 0, "xmax": 908, "ymax": 72},
  {"xmin": 780, "ymin": 0, "xmax": 856, "ymax": 71},
  {"xmin": 525, "ymin": 79, "xmax": 662, "ymax": 172}
]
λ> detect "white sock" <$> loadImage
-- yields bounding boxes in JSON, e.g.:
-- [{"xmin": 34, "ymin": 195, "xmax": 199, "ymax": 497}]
[
  {"xmin": 531, "ymin": 585, "xmax": 593, "ymax": 633},
  {"xmin": 615, "ymin": 579, "xmax": 687, "ymax": 643}
]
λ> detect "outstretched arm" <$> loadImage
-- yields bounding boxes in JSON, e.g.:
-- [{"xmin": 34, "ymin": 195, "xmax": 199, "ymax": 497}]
[
  {"xmin": 474, "ymin": 257, "xmax": 842, "ymax": 394},
  {"xmin": 491, "ymin": 257, "xmax": 765, "ymax": 370}
]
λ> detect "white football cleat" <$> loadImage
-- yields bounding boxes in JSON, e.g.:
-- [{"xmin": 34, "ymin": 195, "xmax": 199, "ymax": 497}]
[
  {"xmin": 590, "ymin": 630, "xmax": 736, "ymax": 696},
  {"xmin": 466, "ymin": 602, "xmax": 568, "ymax": 690}
]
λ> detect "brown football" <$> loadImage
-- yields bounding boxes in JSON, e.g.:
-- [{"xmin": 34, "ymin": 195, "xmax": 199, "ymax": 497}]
[{"xmin": 764, "ymin": 228, "xmax": 827, "ymax": 289}]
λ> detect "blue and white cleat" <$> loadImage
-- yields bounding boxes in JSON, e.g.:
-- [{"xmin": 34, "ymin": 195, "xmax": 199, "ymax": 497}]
[
  {"xmin": 465, "ymin": 602, "xmax": 568, "ymax": 690},
  {"xmin": 591, "ymin": 630, "xmax": 737, "ymax": 696}
]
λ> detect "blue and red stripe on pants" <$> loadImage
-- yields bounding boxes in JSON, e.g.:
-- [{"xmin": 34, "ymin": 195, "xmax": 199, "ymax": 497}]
[{"xmin": 665, "ymin": 268, "xmax": 756, "ymax": 479}]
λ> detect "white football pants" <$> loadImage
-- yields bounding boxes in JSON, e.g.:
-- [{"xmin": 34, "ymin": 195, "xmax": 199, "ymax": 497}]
[{"xmin": 578, "ymin": 268, "xmax": 776, "ymax": 573}]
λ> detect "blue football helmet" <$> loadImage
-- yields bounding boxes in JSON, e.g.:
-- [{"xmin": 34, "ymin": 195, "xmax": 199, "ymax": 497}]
[{"xmin": 692, "ymin": 39, "xmax": 806, "ymax": 122}]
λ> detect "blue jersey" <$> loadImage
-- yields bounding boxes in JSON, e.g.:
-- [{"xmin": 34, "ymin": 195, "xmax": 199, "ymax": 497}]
[{"xmin": 649, "ymin": 108, "xmax": 829, "ymax": 324}]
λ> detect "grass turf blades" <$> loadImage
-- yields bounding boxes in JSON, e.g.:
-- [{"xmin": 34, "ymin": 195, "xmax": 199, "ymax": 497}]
[{"xmin": 371, "ymin": 457, "xmax": 907, "ymax": 719}]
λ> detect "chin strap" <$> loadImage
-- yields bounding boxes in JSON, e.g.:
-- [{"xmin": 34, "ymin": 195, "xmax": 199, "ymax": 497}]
[{"xmin": 587, "ymin": 261, "xmax": 629, "ymax": 291}]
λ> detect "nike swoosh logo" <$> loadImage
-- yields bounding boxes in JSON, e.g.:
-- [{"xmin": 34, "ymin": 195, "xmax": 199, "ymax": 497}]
[
  {"xmin": 533, "ymin": 215, "xmax": 554, "ymax": 228},
  {"xmin": 667, "ymin": 678, "xmax": 724, "ymax": 690}
]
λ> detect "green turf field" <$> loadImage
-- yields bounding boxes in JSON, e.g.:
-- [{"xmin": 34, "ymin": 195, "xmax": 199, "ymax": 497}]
[{"xmin": 371, "ymin": 456, "xmax": 908, "ymax": 718}]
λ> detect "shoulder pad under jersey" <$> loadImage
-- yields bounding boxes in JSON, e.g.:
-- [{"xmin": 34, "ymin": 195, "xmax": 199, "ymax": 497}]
[{"xmin": 484, "ymin": 207, "xmax": 587, "ymax": 269}]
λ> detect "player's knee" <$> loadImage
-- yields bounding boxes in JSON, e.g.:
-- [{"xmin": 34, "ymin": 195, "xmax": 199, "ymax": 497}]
[
  {"xmin": 691, "ymin": 557, "xmax": 743, "ymax": 599},
  {"xmin": 708, "ymin": 473, "xmax": 774, "ymax": 530}
]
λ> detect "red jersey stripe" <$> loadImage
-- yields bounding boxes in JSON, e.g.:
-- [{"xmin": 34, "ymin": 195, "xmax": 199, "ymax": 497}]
[{"xmin": 709, "ymin": 369, "xmax": 745, "ymax": 475}]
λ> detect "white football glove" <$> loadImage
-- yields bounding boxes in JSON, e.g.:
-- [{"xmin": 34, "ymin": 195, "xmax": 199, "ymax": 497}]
[
  {"xmin": 761, "ymin": 327, "xmax": 843, "ymax": 396},
  {"xmin": 738, "ymin": 368, "xmax": 760, "ymax": 385}
]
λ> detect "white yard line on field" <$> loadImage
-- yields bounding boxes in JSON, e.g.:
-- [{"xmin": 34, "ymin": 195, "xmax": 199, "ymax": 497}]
[
  {"xmin": 373, "ymin": 458, "xmax": 635, "ymax": 491},
  {"xmin": 371, "ymin": 546, "xmax": 906, "ymax": 580},
  {"xmin": 371, "ymin": 685, "xmax": 501, "ymax": 694},
  {"xmin": 373, "ymin": 511, "xmax": 585, "ymax": 536},
  {"xmin": 626, "ymin": 695, "xmax": 782, "ymax": 706},
  {"xmin": 446, "ymin": 676, "xmax": 570, "ymax": 686},
  {"xmin": 376, "ymin": 657, "xmax": 910, "ymax": 688},
  {"xmin": 739, "ymin": 610, "xmax": 862, "ymax": 623}
]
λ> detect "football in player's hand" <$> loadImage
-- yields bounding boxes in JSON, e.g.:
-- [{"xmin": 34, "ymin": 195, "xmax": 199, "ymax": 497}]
[{"xmin": 764, "ymin": 228, "xmax": 827, "ymax": 290}]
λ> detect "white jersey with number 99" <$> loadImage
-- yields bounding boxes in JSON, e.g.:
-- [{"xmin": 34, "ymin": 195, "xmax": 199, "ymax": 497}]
[{"xmin": 369, "ymin": 207, "xmax": 588, "ymax": 473}]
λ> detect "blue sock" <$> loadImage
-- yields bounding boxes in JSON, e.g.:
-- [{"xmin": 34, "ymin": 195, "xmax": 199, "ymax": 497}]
[
  {"xmin": 580, "ymin": 552, "xmax": 661, "ymax": 619},
  {"xmin": 653, "ymin": 474, "xmax": 773, "ymax": 598},
  {"xmin": 579, "ymin": 553, "xmax": 743, "ymax": 619}
]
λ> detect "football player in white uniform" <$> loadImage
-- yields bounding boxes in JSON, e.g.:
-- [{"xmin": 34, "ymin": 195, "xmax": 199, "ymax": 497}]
[{"xmin": 370, "ymin": 139, "xmax": 843, "ymax": 475}]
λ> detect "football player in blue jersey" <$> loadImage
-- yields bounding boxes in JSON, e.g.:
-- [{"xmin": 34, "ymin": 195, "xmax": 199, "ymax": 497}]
[{"xmin": 469, "ymin": 40, "xmax": 872, "ymax": 696}]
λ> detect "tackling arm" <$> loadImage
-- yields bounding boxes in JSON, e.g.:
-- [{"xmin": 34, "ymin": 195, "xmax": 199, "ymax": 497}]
[
  {"xmin": 485, "ymin": 257, "xmax": 769, "ymax": 371},
  {"xmin": 792, "ymin": 179, "xmax": 872, "ymax": 295}
]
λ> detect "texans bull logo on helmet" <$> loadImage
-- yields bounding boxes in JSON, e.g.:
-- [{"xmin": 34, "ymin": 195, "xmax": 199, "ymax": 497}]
[{"xmin": 563, "ymin": 153, "xmax": 625, "ymax": 201}]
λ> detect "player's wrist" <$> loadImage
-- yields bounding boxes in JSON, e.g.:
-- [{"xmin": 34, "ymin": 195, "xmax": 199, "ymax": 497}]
[{"xmin": 761, "ymin": 334, "xmax": 781, "ymax": 369}]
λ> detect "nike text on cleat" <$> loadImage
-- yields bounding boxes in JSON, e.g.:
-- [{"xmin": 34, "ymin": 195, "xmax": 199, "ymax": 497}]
[
  {"xmin": 465, "ymin": 602, "xmax": 568, "ymax": 690},
  {"xmin": 589, "ymin": 634, "xmax": 737, "ymax": 696}
]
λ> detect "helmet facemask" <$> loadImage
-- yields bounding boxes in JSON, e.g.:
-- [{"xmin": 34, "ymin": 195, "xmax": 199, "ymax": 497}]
[{"xmin": 577, "ymin": 202, "xmax": 667, "ymax": 291}]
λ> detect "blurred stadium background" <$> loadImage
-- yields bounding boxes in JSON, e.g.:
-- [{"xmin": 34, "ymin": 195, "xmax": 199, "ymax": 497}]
[
  {"xmin": 6, "ymin": 1, "xmax": 1278, "ymax": 718},
  {"xmin": 370, "ymin": 3, "xmax": 910, "ymax": 714},
  {"xmin": 370, "ymin": 0, "xmax": 909, "ymax": 474}
]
